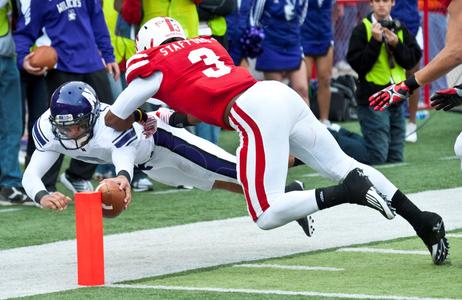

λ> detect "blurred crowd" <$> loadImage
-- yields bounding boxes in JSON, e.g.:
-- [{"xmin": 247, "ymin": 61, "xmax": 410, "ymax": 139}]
[{"xmin": 0, "ymin": 0, "xmax": 449, "ymax": 205}]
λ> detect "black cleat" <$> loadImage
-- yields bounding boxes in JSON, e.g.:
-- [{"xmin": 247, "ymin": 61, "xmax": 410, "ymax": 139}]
[
  {"xmin": 285, "ymin": 180, "xmax": 315, "ymax": 237},
  {"xmin": 416, "ymin": 211, "xmax": 449, "ymax": 265},
  {"xmin": 342, "ymin": 168, "xmax": 396, "ymax": 220}
]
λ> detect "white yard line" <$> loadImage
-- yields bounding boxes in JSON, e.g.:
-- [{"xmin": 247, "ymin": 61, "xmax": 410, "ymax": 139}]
[
  {"xmin": 1, "ymin": 187, "xmax": 461, "ymax": 299},
  {"xmin": 233, "ymin": 263, "xmax": 344, "ymax": 271},
  {"xmin": 107, "ymin": 284, "xmax": 460, "ymax": 300},
  {"xmin": 0, "ymin": 208, "xmax": 21, "ymax": 213},
  {"xmin": 303, "ymin": 162, "xmax": 410, "ymax": 178},
  {"xmin": 447, "ymin": 233, "xmax": 462, "ymax": 238},
  {"xmin": 147, "ymin": 188, "xmax": 193, "ymax": 195},
  {"xmin": 337, "ymin": 247, "xmax": 428, "ymax": 255}
]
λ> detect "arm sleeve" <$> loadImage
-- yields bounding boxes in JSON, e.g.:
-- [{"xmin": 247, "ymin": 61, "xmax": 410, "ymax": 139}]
[
  {"xmin": 251, "ymin": 0, "xmax": 266, "ymax": 26},
  {"xmin": 13, "ymin": 1, "xmax": 44, "ymax": 69},
  {"xmin": 89, "ymin": 0, "xmax": 115, "ymax": 64},
  {"xmin": 346, "ymin": 24, "xmax": 382, "ymax": 77},
  {"xmin": 391, "ymin": 28, "xmax": 422, "ymax": 70},
  {"xmin": 111, "ymin": 146, "xmax": 136, "ymax": 183},
  {"xmin": 110, "ymin": 71, "xmax": 163, "ymax": 119},
  {"xmin": 22, "ymin": 150, "xmax": 61, "ymax": 203}
]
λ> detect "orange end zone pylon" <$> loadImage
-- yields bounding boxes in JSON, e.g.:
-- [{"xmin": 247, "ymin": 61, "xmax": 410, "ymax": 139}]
[{"xmin": 75, "ymin": 191, "xmax": 105, "ymax": 286}]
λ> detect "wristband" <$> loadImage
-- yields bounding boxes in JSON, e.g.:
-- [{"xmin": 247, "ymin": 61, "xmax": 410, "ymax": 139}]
[
  {"xmin": 133, "ymin": 108, "xmax": 148, "ymax": 122},
  {"xmin": 169, "ymin": 112, "xmax": 193, "ymax": 128},
  {"xmin": 34, "ymin": 190, "xmax": 49, "ymax": 207},
  {"xmin": 404, "ymin": 75, "xmax": 420, "ymax": 93},
  {"xmin": 117, "ymin": 170, "xmax": 131, "ymax": 183}
]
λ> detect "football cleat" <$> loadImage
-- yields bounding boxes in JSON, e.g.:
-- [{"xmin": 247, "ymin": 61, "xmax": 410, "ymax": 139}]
[
  {"xmin": 416, "ymin": 211, "xmax": 449, "ymax": 265},
  {"xmin": 285, "ymin": 180, "xmax": 315, "ymax": 237},
  {"xmin": 342, "ymin": 168, "xmax": 396, "ymax": 220}
]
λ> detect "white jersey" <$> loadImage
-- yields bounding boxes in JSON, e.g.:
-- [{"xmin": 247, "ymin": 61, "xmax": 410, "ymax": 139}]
[{"xmin": 23, "ymin": 103, "xmax": 238, "ymax": 203}]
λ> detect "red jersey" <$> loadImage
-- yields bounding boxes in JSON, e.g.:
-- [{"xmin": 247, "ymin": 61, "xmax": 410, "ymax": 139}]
[{"xmin": 126, "ymin": 37, "xmax": 257, "ymax": 129}]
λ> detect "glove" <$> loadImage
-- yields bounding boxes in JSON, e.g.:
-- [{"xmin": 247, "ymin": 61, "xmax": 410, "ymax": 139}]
[
  {"xmin": 155, "ymin": 107, "xmax": 174, "ymax": 124},
  {"xmin": 140, "ymin": 114, "xmax": 157, "ymax": 138},
  {"xmin": 430, "ymin": 85, "xmax": 462, "ymax": 111},
  {"xmin": 369, "ymin": 81, "xmax": 411, "ymax": 111}
]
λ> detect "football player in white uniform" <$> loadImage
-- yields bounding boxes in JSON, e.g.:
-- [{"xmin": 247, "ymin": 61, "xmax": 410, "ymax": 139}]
[{"xmin": 23, "ymin": 81, "xmax": 241, "ymax": 208}]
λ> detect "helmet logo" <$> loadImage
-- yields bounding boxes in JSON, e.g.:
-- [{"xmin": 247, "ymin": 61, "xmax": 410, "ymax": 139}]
[
  {"xmin": 55, "ymin": 114, "xmax": 74, "ymax": 123},
  {"xmin": 82, "ymin": 88, "xmax": 97, "ymax": 110}
]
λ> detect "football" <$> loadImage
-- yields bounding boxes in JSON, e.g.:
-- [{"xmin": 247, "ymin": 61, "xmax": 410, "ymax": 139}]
[
  {"xmin": 96, "ymin": 179, "xmax": 126, "ymax": 218},
  {"xmin": 29, "ymin": 46, "xmax": 58, "ymax": 69}
]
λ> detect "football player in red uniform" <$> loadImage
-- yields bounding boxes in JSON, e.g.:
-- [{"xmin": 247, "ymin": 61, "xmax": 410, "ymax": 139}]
[{"xmin": 105, "ymin": 17, "xmax": 448, "ymax": 264}]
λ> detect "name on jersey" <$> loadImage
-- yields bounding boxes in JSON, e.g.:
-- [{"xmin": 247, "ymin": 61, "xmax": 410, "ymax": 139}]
[
  {"xmin": 159, "ymin": 37, "xmax": 212, "ymax": 56},
  {"xmin": 56, "ymin": 0, "xmax": 82, "ymax": 13}
]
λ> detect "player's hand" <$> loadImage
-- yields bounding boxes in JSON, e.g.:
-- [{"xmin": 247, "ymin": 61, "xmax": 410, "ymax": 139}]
[
  {"xmin": 155, "ymin": 107, "xmax": 174, "ymax": 124},
  {"xmin": 40, "ymin": 192, "xmax": 72, "ymax": 211},
  {"xmin": 369, "ymin": 81, "xmax": 411, "ymax": 111},
  {"xmin": 108, "ymin": 177, "xmax": 132, "ymax": 208},
  {"xmin": 23, "ymin": 52, "xmax": 48, "ymax": 76},
  {"xmin": 140, "ymin": 114, "xmax": 157, "ymax": 138},
  {"xmin": 430, "ymin": 85, "xmax": 462, "ymax": 111}
]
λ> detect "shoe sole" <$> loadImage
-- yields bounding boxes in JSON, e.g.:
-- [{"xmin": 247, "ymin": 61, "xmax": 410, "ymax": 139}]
[
  {"xmin": 429, "ymin": 220, "xmax": 449, "ymax": 265},
  {"xmin": 296, "ymin": 215, "xmax": 315, "ymax": 237},
  {"xmin": 365, "ymin": 186, "xmax": 396, "ymax": 220}
]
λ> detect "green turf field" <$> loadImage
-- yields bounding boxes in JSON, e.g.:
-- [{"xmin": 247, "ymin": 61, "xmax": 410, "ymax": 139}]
[{"xmin": 2, "ymin": 110, "xmax": 462, "ymax": 299}]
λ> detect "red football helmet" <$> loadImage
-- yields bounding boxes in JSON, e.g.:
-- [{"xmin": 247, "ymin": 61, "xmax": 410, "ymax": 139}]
[{"xmin": 136, "ymin": 17, "xmax": 186, "ymax": 51}]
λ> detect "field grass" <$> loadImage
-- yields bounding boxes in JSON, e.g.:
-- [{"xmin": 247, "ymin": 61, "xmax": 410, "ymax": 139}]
[
  {"xmin": 2, "ymin": 110, "xmax": 462, "ymax": 299},
  {"xmin": 21, "ymin": 231, "xmax": 462, "ymax": 299}
]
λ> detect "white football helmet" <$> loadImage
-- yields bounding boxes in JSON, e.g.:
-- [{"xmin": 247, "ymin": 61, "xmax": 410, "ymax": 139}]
[{"xmin": 136, "ymin": 17, "xmax": 186, "ymax": 51}]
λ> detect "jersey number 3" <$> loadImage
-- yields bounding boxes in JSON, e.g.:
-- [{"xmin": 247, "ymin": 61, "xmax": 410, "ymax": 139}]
[{"xmin": 188, "ymin": 48, "xmax": 231, "ymax": 78}]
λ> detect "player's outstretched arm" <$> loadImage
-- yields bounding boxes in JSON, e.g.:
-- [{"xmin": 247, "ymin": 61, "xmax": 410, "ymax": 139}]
[
  {"xmin": 414, "ymin": 0, "xmax": 462, "ymax": 86},
  {"xmin": 40, "ymin": 192, "xmax": 72, "ymax": 211}
]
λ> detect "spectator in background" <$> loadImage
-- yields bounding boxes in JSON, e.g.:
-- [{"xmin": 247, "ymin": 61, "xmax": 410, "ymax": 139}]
[
  {"xmin": 0, "ymin": 0, "xmax": 31, "ymax": 204},
  {"xmin": 121, "ymin": 0, "xmax": 201, "ymax": 39},
  {"xmin": 195, "ymin": 0, "xmax": 236, "ymax": 144},
  {"xmin": 253, "ymin": 0, "xmax": 310, "ymax": 104},
  {"xmin": 346, "ymin": 0, "xmax": 421, "ymax": 164},
  {"xmin": 226, "ymin": 0, "xmax": 255, "ymax": 68},
  {"xmin": 14, "ymin": 0, "xmax": 120, "ymax": 193},
  {"xmin": 11, "ymin": 1, "xmax": 50, "ymax": 177},
  {"xmin": 391, "ymin": 0, "xmax": 421, "ymax": 143},
  {"xmin": 302, "ymin": 0, "xmax": 334, "ymax": 125}
]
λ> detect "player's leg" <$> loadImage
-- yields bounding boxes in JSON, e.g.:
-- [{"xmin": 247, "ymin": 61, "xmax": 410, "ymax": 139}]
[
  {"xmin": 228, "ymin": 81, "xmax": 389, "ymax": 229},
  {"xmin": 289, "ymin": 90, "xmax": 448, "ymax": 264},
  {"xmin": 454, "ymin": 131, "xmax": 462, "ymax": 169}
]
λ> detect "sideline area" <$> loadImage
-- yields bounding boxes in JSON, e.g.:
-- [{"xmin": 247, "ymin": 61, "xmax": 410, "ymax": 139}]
[{"xmin": 1, "ymin": 187, "xmax": 461, "ymax": 299}]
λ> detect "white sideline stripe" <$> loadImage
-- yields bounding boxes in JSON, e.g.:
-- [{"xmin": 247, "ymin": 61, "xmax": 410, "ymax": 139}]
[
  {"xmin": 337, "ymin": 247, "xmax": 428, "ymax": 255},
  {"xmin": 107, "ymin": 284, "xmax": 459, "ymax": 300},
  {"xmin": 0, "ymin": 208, "xmax": 21, "ymax": 213},
  {"xmin": 374, "ymin": 162, "xmax": 409, "ymax": 169},
  {"xmin": 233, "ymin": 263, "xmax": 344, "ymax": 271},
  {"xmin": 302, "ymin": 173, "xmax": 321, "ymax": 178},
  {"xmin": 302, "ymin": 162, "xmax": 409, "ymax": 177},
  {"xmin": 439, "ymin": 155, "xmax": 458, "ymax": 161},
  {"xmin": 148, "ymin": 189, "xmax": 193, "ymax": 195},
  {"xmin": 446, "ymin": 233, "xmax": 462, "ymax": 238}
]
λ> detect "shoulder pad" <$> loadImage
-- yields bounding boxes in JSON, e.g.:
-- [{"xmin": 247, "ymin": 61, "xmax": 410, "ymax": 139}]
[
  {"xmin": 32, "ymin": 113, "xmax": 53, "ymax": 151},
  {"xmin": 125, "ymin": 51, "xmax": 155, "ymax": 84}
]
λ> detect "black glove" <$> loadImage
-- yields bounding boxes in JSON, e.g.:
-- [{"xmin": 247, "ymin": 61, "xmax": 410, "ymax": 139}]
[{"xmin": 431, "ymin": 84, "xmax": 462, "ymax": 111}]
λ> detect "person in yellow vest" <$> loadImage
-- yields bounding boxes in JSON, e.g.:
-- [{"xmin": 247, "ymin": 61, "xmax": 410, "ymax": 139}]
[
  {"xmin": 0, "ymin": 0, "xmax": 32, "ymax": 204},
  {"xmin": 344, "ymin": 0, "xmax": 421, "ymax": 164},
  {"xmin": 120, "ymin": 0, "xmax": 200, "ymax": 39}
]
